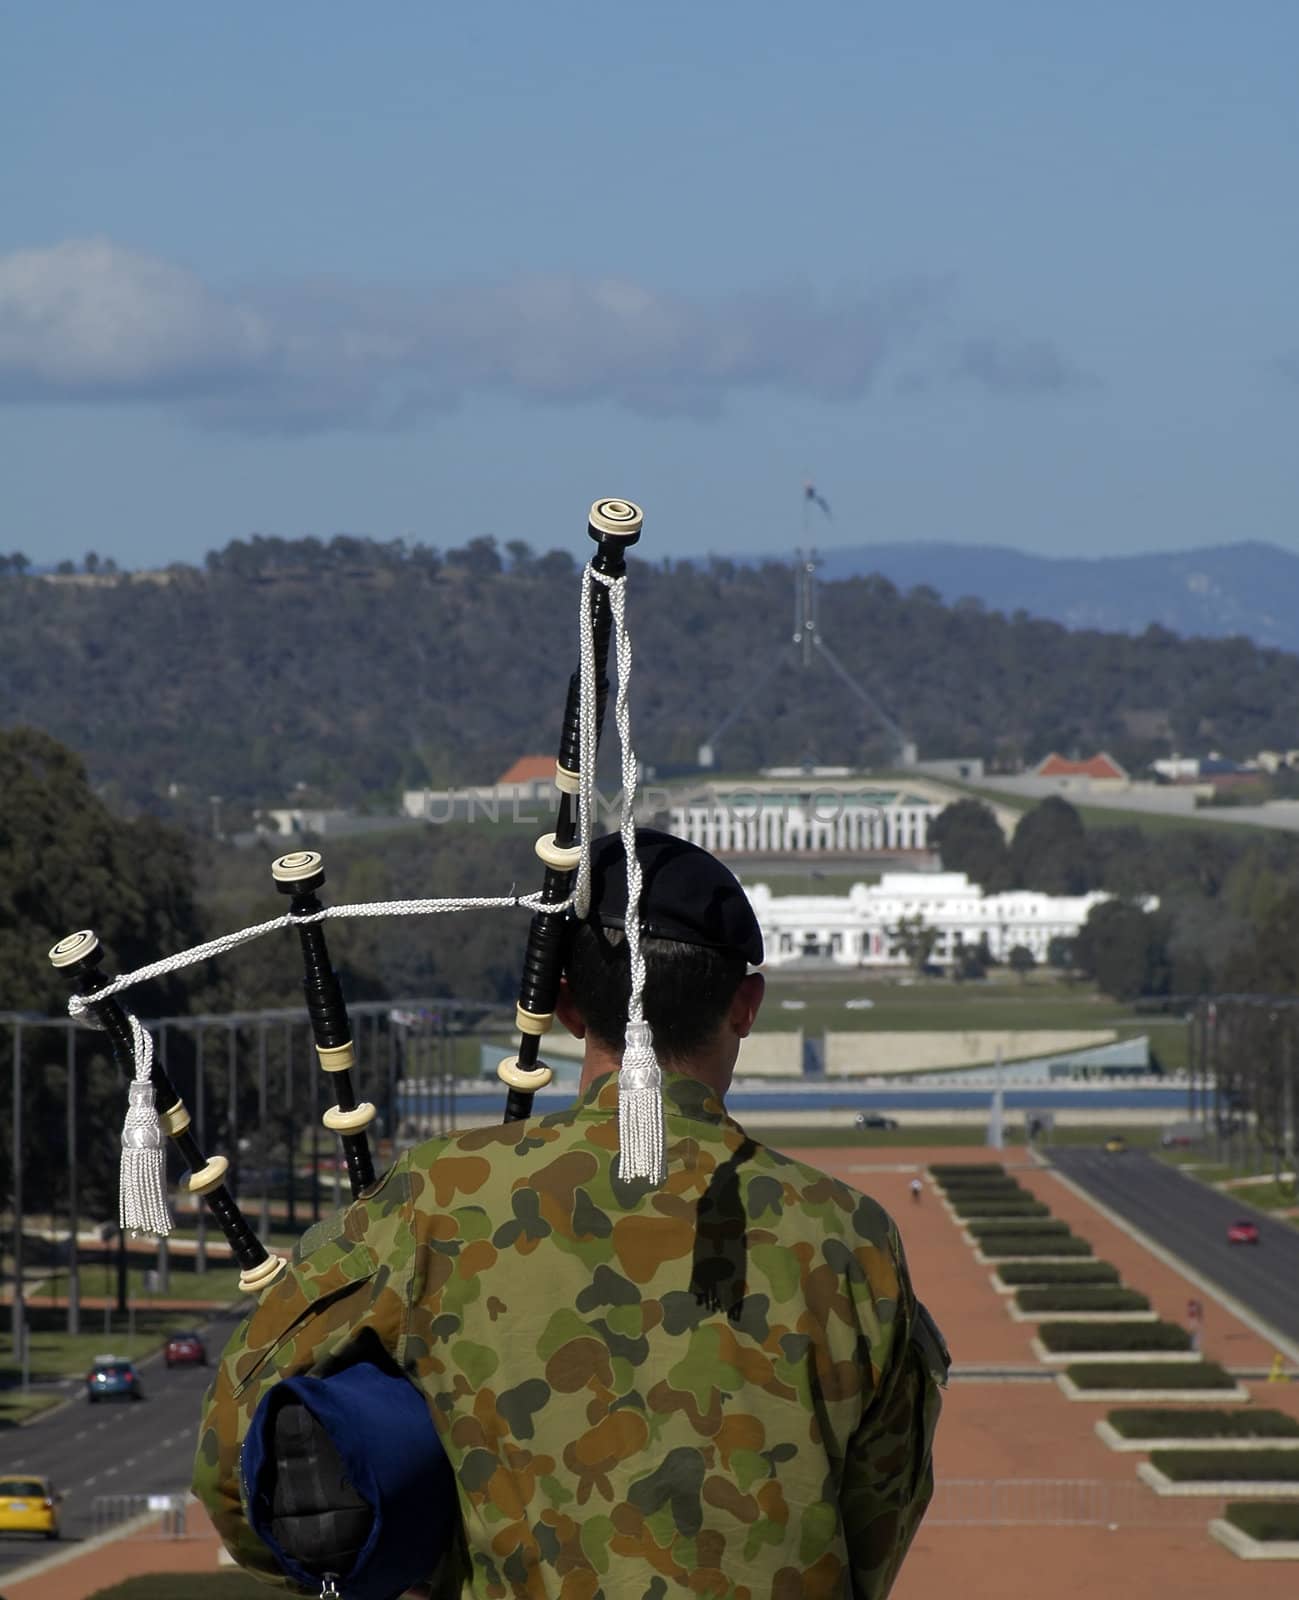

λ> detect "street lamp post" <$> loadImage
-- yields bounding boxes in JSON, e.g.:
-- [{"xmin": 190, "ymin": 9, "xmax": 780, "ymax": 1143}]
[
  {"xmin": 12, "ymin": 1021, "xmax": 25, "ymax": 1363},
  {"xmin": 66, "ymin": 1023, "xmax": 80, "ymax": 1337}
]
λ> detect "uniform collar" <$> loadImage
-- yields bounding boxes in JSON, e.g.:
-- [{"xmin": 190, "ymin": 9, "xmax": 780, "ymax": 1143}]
[{"xmin": 574, "ymin": 1068, "xmax": 732, "ymax": 1127}]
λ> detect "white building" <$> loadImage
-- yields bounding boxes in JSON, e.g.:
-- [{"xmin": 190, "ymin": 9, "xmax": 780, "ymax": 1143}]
[
  {"xmin": 745, "ymin": 872, "xmax": 1148, "ymax": 969},
  {"xmin": 668, "ymin": 783, "xmax": 943, "ymax": 855}
]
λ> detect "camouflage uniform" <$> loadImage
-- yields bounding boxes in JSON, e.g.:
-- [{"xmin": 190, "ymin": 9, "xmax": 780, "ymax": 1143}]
[{"xmin": 193, "ymin": 1070, "xmax": 948, "ymax": 1598}]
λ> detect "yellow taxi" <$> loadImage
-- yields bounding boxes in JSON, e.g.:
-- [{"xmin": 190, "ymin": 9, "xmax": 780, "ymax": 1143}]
[
  {"xmin": 1104, "ymin": 1135, "xmax": 1128, "ymax": 1155},
  {"xmin": 0, "ymin": 1474, "xmax": 62, "ymax": 1539}
]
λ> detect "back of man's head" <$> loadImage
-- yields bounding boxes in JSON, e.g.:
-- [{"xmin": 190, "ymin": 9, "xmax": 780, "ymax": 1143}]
[{"xmin": 564, "ymin": 829, "xmax": 763, "ymax": 1064}]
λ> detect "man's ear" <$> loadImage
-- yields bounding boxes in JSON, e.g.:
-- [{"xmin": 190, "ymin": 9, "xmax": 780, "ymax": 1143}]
[
  {"xmin": 554, "ymin": 976, "xmax": 586, "ymax": 1040},
  {"xmin": 729, "ymin": 972, "xmax": 765, "ymax": 1040}
]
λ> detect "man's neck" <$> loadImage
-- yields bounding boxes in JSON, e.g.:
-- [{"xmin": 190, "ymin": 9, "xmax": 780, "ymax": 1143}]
[{"xmin": 578, "ymin": 1043, "xmax": 731, "ymax": 1102}]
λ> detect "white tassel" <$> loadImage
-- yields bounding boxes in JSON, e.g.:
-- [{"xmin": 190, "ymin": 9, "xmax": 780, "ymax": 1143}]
[
  {"xmin": 617, "ymin": 1022, "xmax": 666, "ymax": 1184},
  {"xmin": 119, "ymin": 1024, "xmax": 173, "ymax": 1238}
]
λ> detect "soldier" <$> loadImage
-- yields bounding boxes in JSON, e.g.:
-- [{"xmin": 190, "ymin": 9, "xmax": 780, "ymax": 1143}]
[{"xmin": 193, "ymin": 828, "xmax": 947, "ymax": 1598}]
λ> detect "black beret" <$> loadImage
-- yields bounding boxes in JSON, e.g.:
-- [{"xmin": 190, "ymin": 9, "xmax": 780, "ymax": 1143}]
[{"xmin": 578, "ymin": 828, "xmax": 763, "ymax": 966}]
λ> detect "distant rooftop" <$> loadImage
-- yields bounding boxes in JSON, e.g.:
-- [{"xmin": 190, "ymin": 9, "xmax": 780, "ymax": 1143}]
[
  {"xmin": 496, "ymin": 755, "xmax": 554, "ymax": 786},
  {"xmin": 1034, "ymin": 751, "xmax": 1128, "ymax": 781}
]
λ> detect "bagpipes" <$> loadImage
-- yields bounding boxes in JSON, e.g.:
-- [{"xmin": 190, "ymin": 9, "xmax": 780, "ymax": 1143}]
[{"xmin": 47, "ymin": 498, "xmax": 664, "ymax": 1599}]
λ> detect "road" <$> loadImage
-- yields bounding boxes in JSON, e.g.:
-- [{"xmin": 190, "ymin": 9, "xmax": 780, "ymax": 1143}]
[
  {"xmin": 1049, "ymin": 1146, "xmax": 1299, "ymax": 1346},
  {"xmin": 0, "ymin": 1309, "xmax": 241, "ymax": 1587}
]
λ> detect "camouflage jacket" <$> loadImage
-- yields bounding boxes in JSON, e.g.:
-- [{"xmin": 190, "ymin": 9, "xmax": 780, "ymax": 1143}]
[{"xmin": 193, "ymin": 1070, "xmax": 948, "ymax": 1599}]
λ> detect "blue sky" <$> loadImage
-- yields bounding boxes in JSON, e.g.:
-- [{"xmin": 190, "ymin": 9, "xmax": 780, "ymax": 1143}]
[{"xmin": 3, "ymin": 2, "xmax": 1297, "ymax": 570}]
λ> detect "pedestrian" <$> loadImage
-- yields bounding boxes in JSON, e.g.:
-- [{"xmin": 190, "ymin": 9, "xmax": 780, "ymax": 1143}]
[
  {"xmin": 193, "ymin": 828, "xmax": 948, "ymax": 1598},
  {"xmin": 910, "ymin": 1177, "xmax": 923, "ymax": 1204}
]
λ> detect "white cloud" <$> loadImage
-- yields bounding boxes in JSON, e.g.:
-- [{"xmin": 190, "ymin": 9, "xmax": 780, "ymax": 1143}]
[{"xmin": 0, "ymin": 238, "xmax": 1080, "ymax": 433}]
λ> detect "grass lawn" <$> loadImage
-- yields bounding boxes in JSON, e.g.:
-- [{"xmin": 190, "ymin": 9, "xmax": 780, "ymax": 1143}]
[
  {"xmin": 0, "ymin": 1389, "xmax": 65, "ymax": 1428},
  {"xmin": 0, "ymin": 1314, "xmax": 200, "ymax": 1387},
  {"xmin": 758, "ymin": 1123, "xmax": 1159, "ymax": 1153},
  {"xmin": 38, "ymin": 1264, "xmax": 248, "ymax": 1303},
  {"xmin": 751, "ymin": 973, "xmax": 1188, "ymax": 1070}
]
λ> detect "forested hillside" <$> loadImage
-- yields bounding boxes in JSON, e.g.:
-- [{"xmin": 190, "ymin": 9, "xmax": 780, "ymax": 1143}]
[{"xmin": 5, "ymin": 533, "xmax": 1299, "ymax": 815}]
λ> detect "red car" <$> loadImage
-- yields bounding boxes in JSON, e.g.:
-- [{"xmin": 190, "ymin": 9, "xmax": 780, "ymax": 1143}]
[
  {"xmin": 164, "ymin": 1331, "xmax": 207, "ymax": 1367},
  {"xmin": 1227, "ymin": 1219, "xmax": 1260, "ymax": 1245}
]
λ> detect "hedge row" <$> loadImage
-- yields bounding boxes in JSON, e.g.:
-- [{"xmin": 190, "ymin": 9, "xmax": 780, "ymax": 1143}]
[
  {"xmin": 951, "ymin": 1200, "xmax": 1049, "ymax": 1219},
  {"xmin": 981, "ymin": 1237, "xmax": 1092, "ymax": 1258},
  {"xmin": 1016, "ymin": 1287, "xmax": 1151, "ymax": 1314},
  {"xmin": 1153, "ymin": 1450, "xmax": 1299, "ymax": 1482},
  {"xmin": 940, "ymin": 1177, "xmax": 1030, "ymax": 1190},
  {"xmin": 1039, "ymin": 1321, "xmax": 1191, "ymax": 1353},
  {"xmin": 997, "ymin": 1262, "xmax": 1120, "ymax": 1286},
  {"xmin": 968, "ymin": 1219, "xmax": 1071, "ymax": 1238},
  {"xmin": 1066, "ymin": 1361, "xmax": 1233, "ymax": 1390},
  {"xmin": 927, "ymin": 1171, "xmax": 1011, "ymax": 1184},
  {"xmin": 1226, "ymin": 1502, "xmax": 1299, "ymax": 1541},
  {"xmin": 1109, "ymin": 1408, "xmax": 1299, "ymax": 1440}
]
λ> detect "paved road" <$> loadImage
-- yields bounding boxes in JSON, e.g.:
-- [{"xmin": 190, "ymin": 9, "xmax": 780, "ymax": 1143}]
[
  {"xmin": 0, "ymin": 1310, "xmax": 242, "ymax": 1586},
  {"xmin": 1048, "ymin": 1147, "xmax": 1299, "ymax": 1346}
]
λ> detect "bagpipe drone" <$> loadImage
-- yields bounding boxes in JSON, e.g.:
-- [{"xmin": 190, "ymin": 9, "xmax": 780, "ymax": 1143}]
[{"xmin": 47, "ymin": 498, "xmax": 667, "ymax": 1599}]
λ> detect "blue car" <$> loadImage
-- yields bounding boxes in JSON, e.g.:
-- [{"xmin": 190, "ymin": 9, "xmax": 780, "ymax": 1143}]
[{"xmin": 85, "ymin": 1355, "xmax": 144, "ymax": 1403}]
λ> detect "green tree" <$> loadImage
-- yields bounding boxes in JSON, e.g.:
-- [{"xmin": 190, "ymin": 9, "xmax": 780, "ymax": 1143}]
[
  {"xmin": 1073, "ymin": 899, "xmax": 1172, "ymax": 1001},
  {"xmin": 0, "ymin": 728, "xmax": 209, "ymax": 1219},
  {"xmin": 888, "ymin": 914, "xmax": 939, "ymax": 974},
  {"xmin": 928, "ymin": 799, "xmax": 1011, "ymax": 889},
  {"xmin": 1010, "ymin": 797, "xmax": 1091, "ymax": 894},
  {"xmin": 1007, "ymin": 944, "xmax": 1036, "ymax": 982}
]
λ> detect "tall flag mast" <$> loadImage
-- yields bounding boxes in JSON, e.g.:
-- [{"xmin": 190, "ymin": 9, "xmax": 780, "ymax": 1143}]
[{"xmin": 697, "ymin": 481, "xmax": 915, "ymax": 770}]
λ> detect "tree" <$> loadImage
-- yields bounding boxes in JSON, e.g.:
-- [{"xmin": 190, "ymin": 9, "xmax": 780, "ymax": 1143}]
[
  {"xmin": 1007, "ymin": 944, "xmax": 1036, "ymax": 982},
  {"xmin": 928, "ymin": 799, "xmax": 1011, "ymax": 890},
  {"xmin": 445, "ymin": 537, "xmax": 502, "ymax": 578},
  {"xmin": 504, "ymin": 540, "xmax": 535, "ymax": 574},
  {"xmin": 1073, "ymin": 899, "xmax": 1172, "ymax": 1001},
  {"xmin": 1010, "ymin": 797, "xmax": 1091, "ymax": 894},
  {"xmin": 888, "ymin": 914, "xmax": 939, "ymax": 974},
  {"xmin": 0, "ymin": 728, "xmax": 209, "ymax": 1219}
]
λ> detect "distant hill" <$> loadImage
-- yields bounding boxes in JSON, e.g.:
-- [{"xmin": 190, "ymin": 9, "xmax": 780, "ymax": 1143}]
[
  {"xmin": 10, "ymin": 532, "xmax": 1299, "ymax": 818},
  {"xmin": 803, "ymin": 540, "xmax": 1299, "ymax": 652}
]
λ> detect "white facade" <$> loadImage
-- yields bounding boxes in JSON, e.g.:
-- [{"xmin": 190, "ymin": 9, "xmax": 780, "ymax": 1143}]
[
  {"xmin": 668, "ymin": 785, "xmax": 942, "ymax": 855},
  {"xmin": 745, "ymin": 871, "xmax": 1149, "ymax": 968}
]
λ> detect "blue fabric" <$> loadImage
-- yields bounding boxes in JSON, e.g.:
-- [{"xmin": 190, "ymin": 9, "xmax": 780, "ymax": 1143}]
[{"xmin": 243, "ymin": 1361, "xmax": 456, "ymax": 1600}]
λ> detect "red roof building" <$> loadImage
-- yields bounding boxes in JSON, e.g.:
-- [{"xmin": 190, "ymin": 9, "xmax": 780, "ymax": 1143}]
[
  {"xmin": 495, "ymin": 755, "xmax": 555, "ymax": 788},
  {"xmin": 1033, "ymin": 752, "xmax": 1128, "ymax": 782}
]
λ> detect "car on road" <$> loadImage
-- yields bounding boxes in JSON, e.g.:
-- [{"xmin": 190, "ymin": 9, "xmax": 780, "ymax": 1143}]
[
  {"xmin": 164, "ymin": 1330, "xmax": 207, "ymax": 1368},
  {"xmin": 1227, "ymin": 1219, "xmax": 1261, "ymax": 1245},
  {"xmin": 85, "ymin": 1355, "xmax": 144, "ymax": 1402},
  {"xmin": 0, "ymin": 1474, "xmax": 62, "ymax": 1539},
  {"xmin": 1104, "ymin": 1136, "xmax": 1128, "ymax": 1154},
  {"xmin": 854, "ymin": 1113, "xmax": 900, "ymax": 1130}
]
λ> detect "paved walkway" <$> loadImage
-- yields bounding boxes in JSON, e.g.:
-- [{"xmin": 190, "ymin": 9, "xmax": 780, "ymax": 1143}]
[{"xmin": 8, "ymin": 1143, "xmax": 1299, "ymax": 1599}]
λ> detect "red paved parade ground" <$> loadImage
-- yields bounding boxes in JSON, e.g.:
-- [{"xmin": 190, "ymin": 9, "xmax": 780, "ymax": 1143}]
[{"xmin": 9, "ymin": 1145, "xmax": 1297, "ymax": 1599}]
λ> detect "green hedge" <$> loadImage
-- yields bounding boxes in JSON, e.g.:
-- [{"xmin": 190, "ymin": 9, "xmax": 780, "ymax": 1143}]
[
  {"xmin": 1066, "ymin": 1361, "xmax": 1233, "ymax": 1390},
  {"xmin": 968, "ymin": 1219, "xmax": 1071, "ymax": 1238},
  {"xmin": 939, "ymin": 1179, "xmax": 1027, "ymax": 1196},
  {"xmin": 980, "ymin": 1236, "xmax": 1093, "ymax": 1258},
  {"xmin": 997, "ymin": 1262, "xmax": 1120, "ymax": 1286},
  {"xmin": 1109, "ymin": 1408, "xmax": 1299, "ymax": 1440},
  {"xmin": 87, "ymin": 1578, "xmax": 272, "ymax": 1599},
  {"xmin": 1017, "ymin": 1287, "xmax": 1151, "ymax": 1314},
  {"xmin": 927, "ymin": 1171, "xmax": 1011, "ymax": 1184},
  {"xmin": 1226, "ymin": 1502, "xmax": 1299, "ymax": 1541},
  {"xmin": 952, "ymin": 1200, "xmax": 1050, "ymax": 1218},
  {"xmin": 1152, "ymin": 1450, "xmax": 1299, "ymax": 1482},
  {"xmin": 1039, "ymin": 1321, "xmax": 1191, "ymax": 1353}
]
